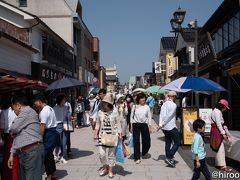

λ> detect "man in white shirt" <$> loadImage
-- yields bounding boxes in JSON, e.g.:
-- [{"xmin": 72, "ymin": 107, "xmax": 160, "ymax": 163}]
[
  {"xmin": 33, "ymin": 95, "xmax": 58, "ymax": 180},
  {"xmin": 158, "ymin": 91, "xmax": 180, "ymax": 168}
]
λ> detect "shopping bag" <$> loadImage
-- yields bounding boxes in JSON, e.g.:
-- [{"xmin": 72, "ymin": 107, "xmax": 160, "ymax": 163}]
[
  {"xmin": 115, "ymin": 139, "xmax": 125, "ymax": 163},
  {"xmin": 122, "ymin": 141, "xmax": 127, "ymax": 157},
  {"xmin": 125, "ymin": 145, "xmax": 132, "ymax": 157},
  {"xmin": 129, "ymin": 133, "xmax": 134, "ymax": 148}
]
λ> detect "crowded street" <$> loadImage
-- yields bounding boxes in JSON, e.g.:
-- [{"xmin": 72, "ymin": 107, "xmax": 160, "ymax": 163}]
[
  {"xmin": 53, "ymin": 116, "xmax": 193, "ymax": 180},
  {"xmin": 1, "ymin": 0, "xmax": 240, "ymax": 180}
]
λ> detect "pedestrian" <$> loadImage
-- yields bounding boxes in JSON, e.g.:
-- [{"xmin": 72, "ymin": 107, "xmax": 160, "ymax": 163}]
[
  {"xmin": 90, "ymin": 89, "xmax": 106, "ymax": 130},
  {"xmin": 64, "ymin": 98, "xmax": 73, "ymax": 155},
  {"xmin": 94, "ymin": 93, "xmax": 122, "ymax": 178},
  {"xmin": 191, "ymin": 119, "xmax": 211, "ymax": 180},
  {"xmin": 158, "ymin": 91, "xmax": 179, "ymax": 168},
  {"xmin": 211, "ymin": 99, "xmax": 232, "ymax": 172},
  {"xmin": 74, "ymin": 96, "xmax": 85, "ymax": 128},
  {"xmin": 53, "ymin": 94, "xmax": 71, "ymax": 164},
  {"xmin": 146, "ymin": 93, "xmax": 155, "ymax": 120},
  {"xmin": 125, "ymin": 94, "xmax": 134, "ymax": 132},
  {"xmin": 33, "ymin": 94, "xmax": 59, "ymax": 180},
  {"xmin": 130, "ymin": 93, "xmax": 152, "ymax": 164},
  {"xmin": 115, "ymin": 94, "xmax": 128, "ymax": 140},
  {"xmin": 8, "ymin": 95, "xmax": 44, "ymax": 180},
  {"xmin": 83, "ymin": 96, "xmax": 91, "ymax": 126},
  {"xmin": 0, "ymin": 95, "xmax": 19, "ymax": 180}
]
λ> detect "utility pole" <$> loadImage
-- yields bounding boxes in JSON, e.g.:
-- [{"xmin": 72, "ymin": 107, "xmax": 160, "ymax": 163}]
[{"xmin": 194, "ymin": 19, "xmax": 199, "ymax": 107}]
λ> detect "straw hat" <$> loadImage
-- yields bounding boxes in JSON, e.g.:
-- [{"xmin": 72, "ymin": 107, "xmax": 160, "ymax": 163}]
[
  {"xmin": 168, "ymin": 91, "xmax": 177, "ymax": 96},
  {"xmin": 102, "ymin": 93, "xmax": 114, "ymax": 105},
  {"xmin": 116, "ymin": 94, "xmax": 124, "ymax": 103}
]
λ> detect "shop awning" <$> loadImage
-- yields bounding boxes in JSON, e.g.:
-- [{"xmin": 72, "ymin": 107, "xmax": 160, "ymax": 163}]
[{"xmin": 0, "ymin": 68, "xmax": 48, "ymax": 93}]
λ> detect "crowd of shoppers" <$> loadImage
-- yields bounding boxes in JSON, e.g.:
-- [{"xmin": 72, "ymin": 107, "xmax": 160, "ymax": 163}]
[{"xmin": 0, "ymin": 87, "xmax": 234, "ymax": 180}]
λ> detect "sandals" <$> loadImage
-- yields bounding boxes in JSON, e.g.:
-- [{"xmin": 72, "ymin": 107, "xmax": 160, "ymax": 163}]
[
  {"xmin": 108, "ymin": 172, "xmax": 114, "ymax": 179},
  {"xmin": 219, "ymin": 166, "xmax": 233, "ymax": 172}
]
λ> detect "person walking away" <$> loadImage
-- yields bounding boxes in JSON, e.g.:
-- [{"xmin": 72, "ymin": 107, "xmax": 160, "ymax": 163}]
[
  {"xmin": 8, "ymin": 95, "xmax": 44, "ymax": 180},
  {"xmin": 211, "ymin": 99, "xmax": 232, "ymax": 172},
  {"xmin": 0, "ymin": 96, "xmax": 19, "ymax": 180},
  {"xmin": 90, "ymin": 89, "xmax": 106, "ymax": 130},
  {"xmin": 33, "ymin": 95, "xmax": 59, "ymax": 180},
  {"xmin": 125, "ymin": 94, "xmax": 134, "ymax": 132},
  {"xmin": 64, "ymin": 99, "xmax": 73, "ymax": 155},
  {"xmin": 94, "ymin": 93, "xmax": 122, "ymax": 178},
  {"xmin": 74, "ymin": 96, "xmax": 85, "ymax": 128},
  {"xmin": 53, "ymin": 94, "xmax": 71, "ymax": 164},
  {"xmin": 130, "ymin": 93, "xmax": 152, "ymax": 164},
  {"xmin": 191, "ymin": 119, "xmax": 211, "ymax": 180},
  {"xmin": 158, "ymin": 91, "xmax": 179, "ymax": 168},
  {"xmin": 146, "ymin": 93, "xmax": 155, "ymax": 121},
  {"xmin": 83, "ymin": 96, "xmax": 91, "ymax": 126},
  {"xmin": 115, "ymin": 94, "xmax": 128, "ymax": 140}
]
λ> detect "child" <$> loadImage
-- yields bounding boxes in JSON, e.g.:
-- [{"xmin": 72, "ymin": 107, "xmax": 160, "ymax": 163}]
[{"xmin": 191, "ymin": 119, "xmax": 211, "ymax": 180}]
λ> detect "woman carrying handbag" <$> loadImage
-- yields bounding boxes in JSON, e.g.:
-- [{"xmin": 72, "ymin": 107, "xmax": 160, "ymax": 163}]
[
  {"xmin": 210, "ymin": 99, "xmax": 232, "ymax": 172},
  {"xmin": 94, "ymin": 93, "xmax": 122, "ymax": 178}
]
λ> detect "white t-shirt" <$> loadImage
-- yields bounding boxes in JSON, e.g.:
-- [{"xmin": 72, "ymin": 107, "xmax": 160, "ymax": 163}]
[
  {"xmin": 39, "ymin": 105, "xmax": 57, "ymax": 128},
  {"xmin": 0, "ymin": 107, "xmax": 17, "ymax": 133},
  {"xmin": 130, "ymin": 104, "xmax": 152, "ymax": 125}
]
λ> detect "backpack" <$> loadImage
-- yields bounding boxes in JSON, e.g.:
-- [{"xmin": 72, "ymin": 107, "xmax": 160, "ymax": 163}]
[{"xmin": 84, "ymin": 99, "xmax": 91, "ymax": 111}]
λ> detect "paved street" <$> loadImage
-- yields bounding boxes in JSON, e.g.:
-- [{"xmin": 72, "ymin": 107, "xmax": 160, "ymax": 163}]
[{"xmin": 54, "ymin": 118, "xmax": 193, "ymax": 180}]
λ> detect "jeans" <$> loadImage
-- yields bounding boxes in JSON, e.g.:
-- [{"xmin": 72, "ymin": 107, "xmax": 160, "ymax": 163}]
[
  {"xmin": 192, "ymin": 158, "xmax": 211, "ymax": 180},
  {"xmin": 162, "ymin": 128, "xmax": 180, "ymax": 159},
  {"xmin": 67, "ymin": 132, "xmax": 71, "ymax": 153},
  {"xmin": 132, "ymin": 123, "xmax": 151, "ymax": 160},
  {"xmin": 55, "ymin": 123, "xmax": 68, "ymax": 159},
  {"xmin": 19, "ymin": 144, "xmax": 44, "ymax": 180}
]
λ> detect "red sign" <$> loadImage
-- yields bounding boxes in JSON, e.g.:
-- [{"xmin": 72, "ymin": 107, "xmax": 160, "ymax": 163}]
[{"xmin": 0, "ymin": 19, "xmax": 30, "ymax": 44}]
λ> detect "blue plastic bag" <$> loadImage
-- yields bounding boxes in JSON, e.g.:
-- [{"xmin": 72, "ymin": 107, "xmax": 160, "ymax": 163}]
[
  {"xmin": 115, "ymin": 139, "xmax": 125, "ymax": 163},
  {"xmin": 129, "ymin": 133, "xmax": 134, "ymax": 148}
]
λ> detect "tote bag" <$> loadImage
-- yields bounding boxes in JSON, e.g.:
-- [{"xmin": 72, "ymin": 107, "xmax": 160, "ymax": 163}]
[{"xmin": 210, "ymin": 118, "xmax": 223, "ymax": 152}]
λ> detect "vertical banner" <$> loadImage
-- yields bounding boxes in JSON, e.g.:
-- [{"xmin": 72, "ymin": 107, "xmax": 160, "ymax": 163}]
[
  {"xmin": 154, "ymin": 62, "xmax": 161, "ymax": 73},
  {"xmin": 182, "ymin": 107, "xmax": 199, "ymax": 145},
  {"xmin": 166, "ymin": 53, "xmax": 175, "ymax": 77}
]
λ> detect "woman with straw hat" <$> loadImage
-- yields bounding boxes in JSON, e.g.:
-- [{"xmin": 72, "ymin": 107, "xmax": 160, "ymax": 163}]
[{"xmin": 94, "ymin": 93, "xmax": 122, "ymax": 178}]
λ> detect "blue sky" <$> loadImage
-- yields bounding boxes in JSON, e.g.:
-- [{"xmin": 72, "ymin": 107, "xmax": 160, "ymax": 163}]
[{"xmin": 81, "ymin": 0, "xmax": 223, "ymax": 84}]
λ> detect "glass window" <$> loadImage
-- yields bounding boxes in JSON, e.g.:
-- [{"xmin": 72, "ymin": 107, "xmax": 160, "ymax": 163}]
[
  {"xmin": 229, "ymin": 18, "xmax": 234, "ymax": 45},
  {"xmin": 233, "ymin": 12, "xmax": 240, "ymax": 42},
  {"xmin": 217, "ymin": 27, "xmax": 223, "ymax": 52},
  {"xmin": 223, "ymin": 23, "xmax": 228, "ymax": 49},
  {"xmin": 212, "ymin": 33, "xmax": 218, "ymax": 53},
  {"xmin": 19, "ymin": 0, "xmax": 27, "ymax": 7}
]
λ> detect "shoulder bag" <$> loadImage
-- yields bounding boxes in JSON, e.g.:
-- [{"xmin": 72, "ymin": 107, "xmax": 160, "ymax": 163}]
[
  {"xmin": 101, "ymin": 113, "xmax": 118, "ymax": 147},
  {"xmin": 210, "ymin": 117, "xmax": 223, "ymax": 152}
]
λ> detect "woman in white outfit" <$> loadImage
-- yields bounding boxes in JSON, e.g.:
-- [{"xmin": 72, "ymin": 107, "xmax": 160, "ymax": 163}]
[
  {"xmin": 115, "ymin": 94, "xmax": 128, "ymax": 140},
  {"xmin": 94, "ymin": 93, "xmax": 122, "ymax": 178},
  {"xmin": 211, "ymin": 99, "xmax": 232, "ymax": 172}
]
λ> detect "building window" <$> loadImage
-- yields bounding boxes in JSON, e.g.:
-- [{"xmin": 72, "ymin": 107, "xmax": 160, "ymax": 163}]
[
  {"xmin": 233, "ymin": 12, "xmax": 240, "ymax": 42},
  {"xmin": 19, "ymin": 0, "xmax": 27, "ymax": 7},
  {"xmin": 73, "ymin": 27, "xmax": 77, "ymax": 44},
  {"xmin": 223, "ymin": 23, "xmax": 228, "ymax": 49}
]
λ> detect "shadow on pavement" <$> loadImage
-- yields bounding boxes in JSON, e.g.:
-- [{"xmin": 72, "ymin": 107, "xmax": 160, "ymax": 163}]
[
  {"xmin": 157, "ymin": 136, "xmax": 165, "ymax": 141},
  {"xmin": 55, "ymin": 169, "xmax": 68, "ymax": 179},
  {"xmin": 113, "ymin": 164, "xmax": 132, "ymax": 176},
  {"xmin": 69, "ymin": 148, "xmax": 94, "ymax": 159}
]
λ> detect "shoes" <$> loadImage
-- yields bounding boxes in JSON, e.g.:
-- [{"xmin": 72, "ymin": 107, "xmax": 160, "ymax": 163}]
[
  {"xmin": 60, "ymin": 157, "xmax": 68, "ymax": 164},
  {"xmin": 165, "ymin": 158, "xmax": 175, "ymax": 168},
  {"xmin": 54, "ymin": 156, "xmax": 60, "ymax": 163},
  {"xmin": 135, "ymin": 159, "xmax": 141, "ymax": 164},
  {"xmin": 142, "ymin": 153, "xmax": 151, "ymax": 159},
  {"xmin": 99, "ymin": 168, "xmax": 108, "ymax": 176}
]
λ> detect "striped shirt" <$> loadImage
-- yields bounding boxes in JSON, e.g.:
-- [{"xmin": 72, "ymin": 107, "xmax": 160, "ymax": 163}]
[{"xmin": 96, "ymin": 110, "xmax": 121, "ymax": 146}]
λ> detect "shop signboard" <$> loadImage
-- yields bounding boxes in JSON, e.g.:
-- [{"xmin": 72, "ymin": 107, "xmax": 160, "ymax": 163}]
[
  {"xmin": 199, "ymin": 108, "xmax": 213, "ymax": 134},
  {"xmin": 182, "ymin": 107, "xmax": 199, "ymax": 145}
]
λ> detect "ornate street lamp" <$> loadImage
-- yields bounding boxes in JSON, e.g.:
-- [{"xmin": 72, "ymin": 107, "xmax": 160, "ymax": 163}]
[{"xmin": 173, "ymin": 7, "xmax": 186, "ymax": 25}]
